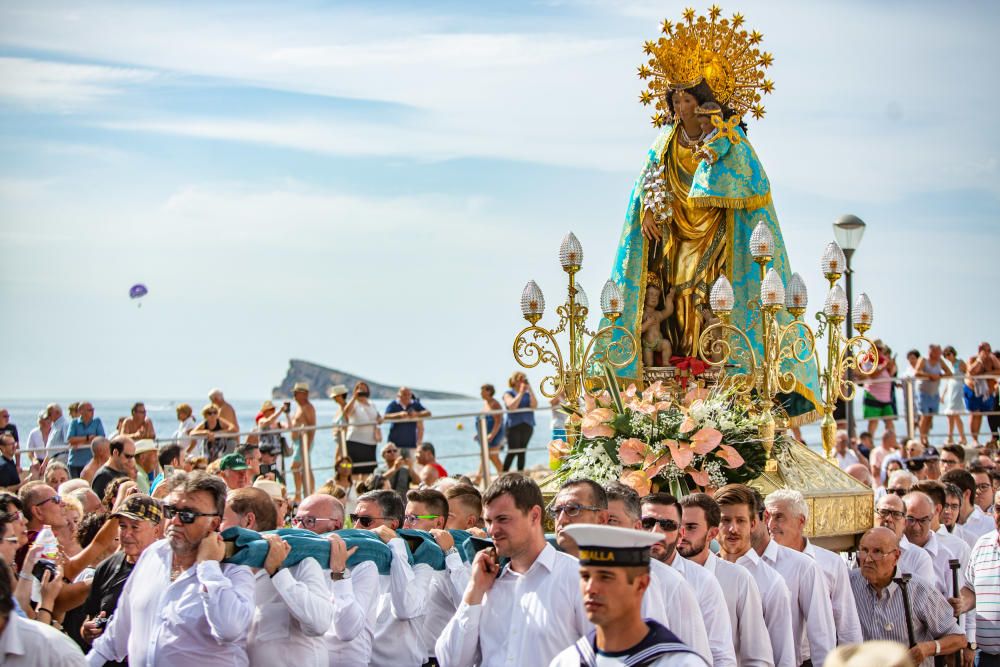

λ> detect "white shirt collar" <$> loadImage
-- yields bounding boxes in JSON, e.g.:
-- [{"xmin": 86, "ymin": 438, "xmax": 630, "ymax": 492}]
[
  {"xmin": 735, "ymin": 547, "xmax": 762, "ymax": 568},
  {"xmin": 761, "ymin": 538, "xmax": 781, "ymax": 564},
  {"xmin": 499, "ymin": 541, "xmax": 556, "ymax": 579}
]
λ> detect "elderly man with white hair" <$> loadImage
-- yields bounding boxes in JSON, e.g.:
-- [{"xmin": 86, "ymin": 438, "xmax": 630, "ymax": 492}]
[
  {"xmin": 208, "ymin": 388, "xmax": 239, "ymax": 431},
  {"xmin": 764, "ymin": 489, "xmax": 863, "ymax": 645}
]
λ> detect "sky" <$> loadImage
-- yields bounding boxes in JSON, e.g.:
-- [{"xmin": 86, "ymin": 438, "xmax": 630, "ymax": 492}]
[{"xmin": 1, "ymin": 1, "xmax": 998, "ymax": 401}]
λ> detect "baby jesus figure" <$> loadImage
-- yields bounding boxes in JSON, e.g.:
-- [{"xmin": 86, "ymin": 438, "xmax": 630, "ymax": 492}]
[{"xmin": 641, "ymin": 281, "xmax": 675, "ymax": 368}]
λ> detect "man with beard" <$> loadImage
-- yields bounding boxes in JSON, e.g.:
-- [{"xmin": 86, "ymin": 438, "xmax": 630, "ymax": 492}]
[
  {"xmin": 554, "ymin": 481, "xmax": 709, "ymax": 663},
  {"xmin": 79, "ymin": 494, "xmax": 163, "ymax": 663},
  {"xmin": 550, "ymin": 524, "xmax": 708, "ymax": 666},
  {"xmin": 436, "ymin": 473, "xmax": 587, "ymax": 667},
  {"xmin": 713, "ymin": 484, "xmax": 795, "ymax": 667},
  {"xmin": 86, "ymin": 471, "xmax": 254, "ymax": 666},
  {"xmin": 677, "ymin": 493, "xmax": 772, "ymax": 667},
  {"xmin": 640, "ymin": 492, "xmax": 735, "ymax": 667}
]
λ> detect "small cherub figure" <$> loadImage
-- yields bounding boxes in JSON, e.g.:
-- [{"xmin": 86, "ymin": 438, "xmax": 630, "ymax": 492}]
[
  {"xmin": 699, "ymin": 305, "xmax": 723, "ymax": 363},
  {"xmin": 642, "ymin": 279, "xmax": 675, "ymax": 367},
  {"xmin": 693, "ymin": 102, "xmax": 724, "ymax": 162}
]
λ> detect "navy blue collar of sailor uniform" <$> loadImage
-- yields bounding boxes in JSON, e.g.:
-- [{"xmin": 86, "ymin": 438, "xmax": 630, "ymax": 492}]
[{"xmin": 575, "ymin": 619, "xmax": 698, "ymax": 667}]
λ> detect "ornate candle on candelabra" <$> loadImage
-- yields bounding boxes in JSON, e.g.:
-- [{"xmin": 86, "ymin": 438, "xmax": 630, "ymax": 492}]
[
  {"xmin": 513, "ymin": 232, "xmax": 638, "ymax": 410},
  {"xmin": 816, "ymin": 241, "xmax": 878, "ymax": 460}
]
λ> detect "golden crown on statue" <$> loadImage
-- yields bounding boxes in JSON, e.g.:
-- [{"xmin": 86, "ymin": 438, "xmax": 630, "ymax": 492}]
[{"xmin": 638, "ymin": 5, "xmax": 776, "ymax": 126}]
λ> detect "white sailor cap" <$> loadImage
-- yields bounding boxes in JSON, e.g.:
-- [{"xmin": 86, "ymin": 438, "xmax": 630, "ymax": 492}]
[{"xmin": 562, "ymin": 524, "xmax": 662, "ymax": 567}]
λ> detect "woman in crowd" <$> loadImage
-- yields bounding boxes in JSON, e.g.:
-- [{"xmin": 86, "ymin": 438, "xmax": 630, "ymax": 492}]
[
  {"xmin": 502, "ymin": 371, "xmax": 537, "ymax": 472},
  {"xmin": 341, "ymin": 381, "xmax": 382, "ymax": 479},
  {"xmin": 254, "ymin": 400, "xmax": 290, "ymax": 456},
  {"xmin": 118, "ymin": 402, "xmax": 155, "ymax": 441},
  {"xmin": 330, "ymin": 455, "xmax": 359, "ymax": 514},
  {"xmin": 941, "ymin": 345, "xmax": 968, "ymax": 444},
  {"xmin": 190, "ymin": 403, "xmax": 238, "ymax": 461},
  {"xmin": 475, "ymin": 383, "xmax": 504, "ymax": 481},
  {"xmin": 25, "ymin": 409, "xmax": 53, "ymax": 461},
  {"xmin": 381, "ymin": 443, "xmax": 411, "ymax": 498},
  {"xmin": 173, "ymin": 403, "xmax": 199, "ymax": 456},
  {"xmin": 863, "ymin": 341, "xmax": 897, "ymax": 438}
]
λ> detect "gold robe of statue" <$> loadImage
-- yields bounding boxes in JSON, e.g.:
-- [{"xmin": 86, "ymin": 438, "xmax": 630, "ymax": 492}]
[{"xmin": 653, "ymin": 131, "xmax": 726, "ymax": 357}]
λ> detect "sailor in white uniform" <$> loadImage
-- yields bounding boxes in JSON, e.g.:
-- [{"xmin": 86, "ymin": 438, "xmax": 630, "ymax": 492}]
[{"xmin": 550, "ymin": 524, "xmax": 708, "ymax": 667}]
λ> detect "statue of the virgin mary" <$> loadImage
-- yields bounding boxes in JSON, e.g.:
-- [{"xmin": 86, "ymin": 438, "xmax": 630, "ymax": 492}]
[{"xmin": 606, "ymin": 6, "xmax": 821, "ymax": 421}]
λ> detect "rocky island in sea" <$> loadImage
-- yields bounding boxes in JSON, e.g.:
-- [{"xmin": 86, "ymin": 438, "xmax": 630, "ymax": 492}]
[{"xmin": 271, "ymin": 358, "xmax": 470, "ymax": 400}]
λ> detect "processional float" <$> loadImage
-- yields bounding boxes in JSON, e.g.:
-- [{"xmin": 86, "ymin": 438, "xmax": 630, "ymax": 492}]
[{"xmin": 512, "ymin": 5, "xmax": 877, "ymax": 548}]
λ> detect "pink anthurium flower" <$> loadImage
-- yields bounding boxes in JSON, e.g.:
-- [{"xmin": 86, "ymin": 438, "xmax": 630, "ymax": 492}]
[
  {"xmin": 643, "ymin": 453, "xmax": 672, "ymax": 479},
  {"xmin": 618, "ymin": 438, "xmax": 647, "ymax": 465},
  {"xmin": 666, "ymin": 428, "xmax": 722, "ymax": 470},
  {"xmin": 687, "ymin": 467, "xmax": 711, "ymax": 487},
  {"xmin": 683, "ymin": 387, "xmax": 710, "ymax": 406},
  {"xmin": 548, "ymin": 439, "xmax": 570, "ymax": 461},
  {"xmin": 715, "ymin": 443, "xmax": 745, "ymax": 468},
  {"xmin": 581, "ymin": 407, "xmax": 615, "ymax": 438},
  {"xmin": 620, "ymin": 469, "xmax": 652, "ymax": 496}
]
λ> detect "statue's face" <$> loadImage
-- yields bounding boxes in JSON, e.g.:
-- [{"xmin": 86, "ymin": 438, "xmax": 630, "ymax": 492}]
[
  {"xmin": 645, "ymin": 286, "xmax": 661, "ymax": 306},
  {"xmin": 671, "ymin": 90, "xmax": 699, "ymax": 121}
]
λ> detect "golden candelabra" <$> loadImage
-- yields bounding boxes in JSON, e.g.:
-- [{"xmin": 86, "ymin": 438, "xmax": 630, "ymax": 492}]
[
  {"xmin": 513, "ymin": 232, "xmax": 638, "ymax": 408},
  {"xmin": 697, "ymin": 222, "xmax": 817, "ymax": 468},
  {"xmin": 815, "ymin": 241, "xmax": 878, "ymax": 460},
  {"xmin": 698, "ymin": 222, "xmax": 877, "ymax": 464}
]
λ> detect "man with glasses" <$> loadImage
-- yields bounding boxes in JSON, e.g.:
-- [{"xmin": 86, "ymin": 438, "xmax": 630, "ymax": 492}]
[
  {"xmin": 750, "ymin": 489, "xmax": 836, "ymax": 667},
  {"xmin": 886, "ymin": 469, "xmax": 917, "ymax": 497},
  {"xmin": 352, "ymin": 489, "xmax": 433, "ymax": 667},
  {"xmin": 849, "ymin": 527, "xmax": 965, "ymax": 666},
  {"xmin": 874, "ymin": 494, "xmax": 937, "ymax": 585},
  {"xmin": 943, "ymin": 468, "xmax": 995, "ymax": 545},
  {"xmin": 67, "ymin": 402, "xmax": 104, "ymax": 479},
  {"xmin": 87, "ymin": 470, "xmax": 254, "ymax": 666},
  {"xmin": 713, "ymin": 484, "xmax": 796, "ymax": 667},
  {"xmin": 940, "ymin": 445, "xmax": 966, "ymax": 473},
  {"xmin": 221, "ymin": 487, "xmax": 334, "ymax": 667},
  {"xmin": 641, "ymin": 492, "xmax": 733, "ymax": 667},
  {"xmin": 599, "ymin": 483, "xmax": 712, "ymax": 662},
  {"xmin": 437, "ymin": 473, "xmax": 587, "ymax": 667},
  {"xmin": 404, "ymin": 488, "xmax": 469, "ymax": 666},
  {"xmin": 15, "ymin": 481, "xmax": 67, "ymax": 571},
  {"xmin": 91, "ymin": 438, "xmax": 135, "ymax": 501},
  {"xmin": 970, "ymin": 463, "xmax": 995, "ymax": 513}
]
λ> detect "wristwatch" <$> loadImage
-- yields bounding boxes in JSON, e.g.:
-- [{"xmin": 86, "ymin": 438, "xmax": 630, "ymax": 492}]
[
  {"xmin": 934, "ymin": 640, "xmax": 942, "ymax": 656},
  {"xmin": 330, "ymin": 570, "xmax": 347, "ymax": 581},
  {"xmin": 969, "ymin": 642, "xmax": 978, "ymax": 650}
]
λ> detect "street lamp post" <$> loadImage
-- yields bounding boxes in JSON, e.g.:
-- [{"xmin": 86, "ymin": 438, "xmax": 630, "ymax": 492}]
[{"xmin": 833, "ymin": 214, "xmax": 867, "ymax": 445}]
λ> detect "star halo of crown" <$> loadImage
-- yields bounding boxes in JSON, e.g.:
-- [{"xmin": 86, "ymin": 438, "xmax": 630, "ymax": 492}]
[{"xmin": 637, "ymin": 5, "xmax": 775, "ymax": 127}]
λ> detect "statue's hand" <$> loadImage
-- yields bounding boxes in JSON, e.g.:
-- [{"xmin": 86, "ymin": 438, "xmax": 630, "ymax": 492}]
[{"xmin": 641, "ymin": 211, "xmax": 663, "ymax": 241}]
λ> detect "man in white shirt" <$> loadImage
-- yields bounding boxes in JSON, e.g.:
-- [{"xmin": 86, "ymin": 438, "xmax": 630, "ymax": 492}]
[
  {"xmin": 641, "ymin": 492, "xmax": 736, "ymax": 667},
  {"xmin": 402, "ymin": 487, "xmax": 469, "ymax": 664},
  {"xmin": 763, "ymin": 489, "xmax": 863, "ymax": 646},
  {"xmin": 44, "ymin": 404, "xmax": 70, "ymax": 465},
  {"xmin": 550, "ymin": 524, "xmax": 708, "ymax": 667},
  {"xmin": 353, "ymin": 489, "xmax": 434, "ymax": 667},
  {"xmin": 751, "ymin": 489, "xmax": 836, "ymax": 667},
  {"xmin": 436, "ymin": 473, "xmax": 588, "ymax": 667},
  {"xmin": 678, "ymin": 493, "xmax": 773, "ymax": 667},
  {"xmin": 834, "ymin": 430, "xmax": 864, "ymax": 471},
  {"xmin": 942, "ymin": 469, "xmax": 994, "ymax": 546},
  {"xmin": 221, "ymin": 487, "xmax": 333, "ymax": 667},
  {"xmin": 875, "ymin": 493, "xmax": 937, "ymax": 585},
  {"xmin": 86, "ymin": 470, "xmax": 255, "ymax": 666},
  {"xmin": 0, "ymin": 557, "xmax": 87, "ymax": 666},
  {"xmin": 713, "ymin": 484, "xmax": 796, "ymax": 667},
  {"xmin": 292, "ymin": 493, "xmax": 379, "ymax": 667},
  {"xmin": 597, "ymin": 483, "xmax": 711, "ymax": 662}
]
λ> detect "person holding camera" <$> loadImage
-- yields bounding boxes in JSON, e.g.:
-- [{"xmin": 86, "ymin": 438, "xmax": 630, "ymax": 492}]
[
  {"xmin": 502, "ymin": 372, "xmax": 537, "ymax": 473},
  {"xmin": 79, "ymin": 494, "xmax": 162, "ymax": 664},
  {"xmin": 383, "ymin": 387, "xmax": 431, "ymax": 461},
  {"xmin": 341, "ymin": 382, "xmax": 382, "ymax": 477}
]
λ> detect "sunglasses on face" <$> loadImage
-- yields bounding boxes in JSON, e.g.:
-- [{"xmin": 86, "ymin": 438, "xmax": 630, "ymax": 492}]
[
  {"xmin": 291, "ymin": 515, "xmax": 335, "ymax": 529},
  {"xmin": 887, "ymin": 488, "xmax": 908, "ymax": 496},
  {"xmin": 163, "ymin": 504, "xmax": 219, "ymax": 524},
  {"xmin": 547, "ymin": 503, "xmax": 601, "ymax": 518},
  {"xmin": 404, "ymin": 514, "xmax": 440, "ymax": 524},
  {"xmin": 1, "ymin": 536, "xmax": 17, "ymax": 544},
  {"xmin": 641, "ymin": 517, "xmax": 679, "ymax": 531},
  {"xmin": 37, "ymin": 495, "xmax": 62, "ymax": 508},
  {"xmin": 122, "ymin": 453, "xmax": 136, "ymax": 459},
  {"xmin": 349, "ymin": 514, "xmax": 386, "ymax": 528}
]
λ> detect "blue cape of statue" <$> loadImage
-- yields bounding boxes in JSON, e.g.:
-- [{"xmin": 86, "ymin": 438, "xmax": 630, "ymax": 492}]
[{"xmin": 603, "ymin": 124, "xmax": 822, "ymax": 420}]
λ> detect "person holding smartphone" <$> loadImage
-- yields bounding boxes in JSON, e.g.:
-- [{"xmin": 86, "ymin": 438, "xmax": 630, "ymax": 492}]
[
  {"xmin": 502, "ymin": 372, "xmax": 537, "ymax": 472},
  {"xmin": 342, "ymin": 382, "xmax": 382, "ymax": 477}
]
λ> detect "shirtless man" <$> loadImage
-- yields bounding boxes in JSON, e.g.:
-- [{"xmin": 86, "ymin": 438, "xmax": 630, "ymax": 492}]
[
  {"xmin": 291, "ymin": 382, "xmax": 316, "ymax": 501},
  {"xmin": 966, "ymin": 343, "xmax": 1000, "ymax": 445},
  {"xmin": 208, "ymin": 388, "xmax": 239, "ymax": 432}
]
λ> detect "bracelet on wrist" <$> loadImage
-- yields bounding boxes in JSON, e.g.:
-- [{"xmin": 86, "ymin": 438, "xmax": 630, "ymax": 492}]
[{"xmin": 36, "ymin": 607, "xmax": 53, "ymax": 617}]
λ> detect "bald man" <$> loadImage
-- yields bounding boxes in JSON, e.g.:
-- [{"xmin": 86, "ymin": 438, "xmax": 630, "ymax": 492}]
[
  {"xmin": 874, "ymin": 493, "xmax": 936, "ymax": 587},
  {"xmin": 849, "ymin": 527, "xmax": 964, "ymax": 667},
  {"xmin": 845, "ymin": 463, "xmax": 873, "ymax": 488}
]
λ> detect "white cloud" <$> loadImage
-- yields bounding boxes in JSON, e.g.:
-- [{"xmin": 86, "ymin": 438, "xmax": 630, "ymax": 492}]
[{"xmin": 0, "ymin": 57, "xmax": 156, "ymax": 110}]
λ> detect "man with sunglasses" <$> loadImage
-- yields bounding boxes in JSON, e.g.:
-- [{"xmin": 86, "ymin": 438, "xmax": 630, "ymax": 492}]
[
  {"xmin": 353, "ymin": 489, "xmax": 433, "ymax": 667},
  {"xmin": 222, "ymin": 487, "xmax": 334, "ymax": 667},
  {"xmin": 874, "ymin": 493, "xmax": 937, "ymax": 586},
  {"xmin": 599, "ymin": 483, "xmax": 709, "ymax": 659},
  {"xmin": 291, "ymin": 493, "xmax": 378, "ymax": 667},
  {"xmin": 436, "ymin": 473, "xmax": 588, "ymax": 667},
  {"xmin": 15, "ymin": 481, "xmax": 67, "ymax": 571},
  {"xmin": 405, "ymin": 488, "xmax": 469, "ymax": 666},
  {"xmin": 91, "ymin": 438, "xmax": 135, "ymax": 501},
  {"xmin": 641, "ymin": 492, "xmax": 734, "ymax": 667},
  {"xmin": 87, "ymin": 471, "xmax": 255, "ymax": 667},
  {"xmin": 850, "ymin": 527, "xmax": 965, "ymax": 667}
]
